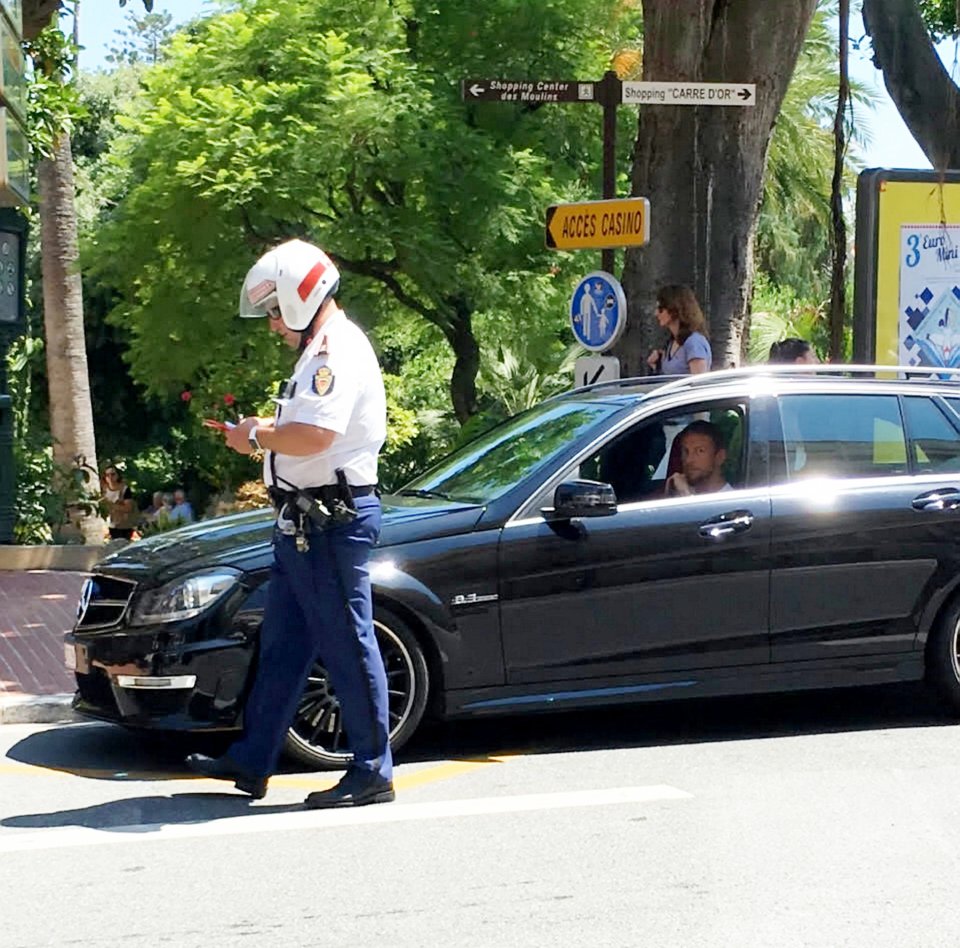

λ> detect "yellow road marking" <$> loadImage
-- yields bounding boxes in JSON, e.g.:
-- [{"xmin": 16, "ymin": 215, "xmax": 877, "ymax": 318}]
[{"xmin": 0, "ymin": 755, "xmax": 512, "ymax": 791}]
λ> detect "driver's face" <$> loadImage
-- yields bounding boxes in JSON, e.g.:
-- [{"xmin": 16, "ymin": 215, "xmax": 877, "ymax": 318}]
[{"xmin": 680, "ymin": 433, "xmax": 724, "ymax": 487}]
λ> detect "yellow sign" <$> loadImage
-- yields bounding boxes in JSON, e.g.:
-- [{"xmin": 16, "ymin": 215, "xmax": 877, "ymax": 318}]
[
  {"xmin": 545, "ymin": 197, "xmax": 650, "ymax": 251},
  {"xmin": 854, "ymin": 171, "xmax": 960, "ymax": 366}
]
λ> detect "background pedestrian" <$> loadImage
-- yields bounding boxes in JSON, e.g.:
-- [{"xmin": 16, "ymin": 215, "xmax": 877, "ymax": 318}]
[
  {"xmin": 100, "ymin": 464, "xmax": 136, "ymax": 540},
  {"xmin": 169, "ymin": 488, "xmax": 195, "ymax": 525},
  {"xmin": 647, "ymin": 285, "xmax": 712, "ymax": 375},
  {"xmin": 768, "ymin": 337, "xmax": 818, "ymax": 364}
]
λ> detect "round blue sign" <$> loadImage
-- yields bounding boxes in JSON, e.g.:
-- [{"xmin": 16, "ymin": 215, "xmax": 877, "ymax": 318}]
[{"xmin": 569, "ymin": 271, "xmax": 626, "ymax": 352}]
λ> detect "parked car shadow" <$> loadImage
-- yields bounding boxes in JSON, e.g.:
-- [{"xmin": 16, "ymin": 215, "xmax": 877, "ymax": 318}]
[
  {"xmin": 5, "ymin": 682, "xmax": 954, "ymax": 786},
  {"xmin": 401, "ymin": 681, "xmax": 958, "ymax": 763},
  {"xmin": 3, "ymin": 720, "xmax": 235, "ymax": 782}
]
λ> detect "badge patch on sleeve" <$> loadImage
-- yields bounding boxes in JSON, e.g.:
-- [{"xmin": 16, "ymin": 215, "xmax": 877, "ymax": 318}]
[{"xmin": 313, "ymin": 366, "xmax": 335, "ymax": 396}]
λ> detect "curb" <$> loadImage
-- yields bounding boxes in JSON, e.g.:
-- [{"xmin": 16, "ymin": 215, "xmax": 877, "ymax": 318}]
[
  {"xmin": 0, "ymin": 693, "xmax": 79, "ymax": 726},
  {"xmin": 0, "ymin": 544, "xmax": 115, "ymax": 571}
]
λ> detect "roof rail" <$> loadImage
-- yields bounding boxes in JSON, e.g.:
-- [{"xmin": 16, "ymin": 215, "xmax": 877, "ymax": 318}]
[
  {"xmin": 657, "ymin": 362, "xmax": 960, "ymax": 395},
  {"xmin": 562, "ymin": 363, "xmax": 960, "ymax": 402},
  {"xmin": 647, "ymin": 363, "xmax": 960, "ymax": 400}
]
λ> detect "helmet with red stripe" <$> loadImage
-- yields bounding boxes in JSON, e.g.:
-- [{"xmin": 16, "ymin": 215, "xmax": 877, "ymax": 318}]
[{"xmin": 239, "ymin": 238, "xmax": 341, "ymax": 332}]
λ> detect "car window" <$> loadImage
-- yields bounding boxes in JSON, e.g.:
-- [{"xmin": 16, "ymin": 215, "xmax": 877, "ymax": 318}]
[
  {"xmin": 778, "ymin": 394, "xmax": 907, "ymax": 480},
  {"xmin": 402, "ymin": 401, "xmax": 620, "ymax": 505},
  {"xmin": 578, "ymin": 401, "xmax": 747, "ymax": 504},
  {"xmin": 941, "ymin": 397, "xmax": 960, "ymax": 426},
  {"xmin": 903, "ymin": 396, "xmax": 960, "ymax": 473}
]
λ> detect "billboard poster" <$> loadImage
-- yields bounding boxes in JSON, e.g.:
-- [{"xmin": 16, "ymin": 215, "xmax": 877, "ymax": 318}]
[
  {"xmin": 899, "ymin": 224, "xmax": 960, "ymax": 369},
  {"xmin": 854, "ymin": 170, "xmax": 960, "ymax": 366}
]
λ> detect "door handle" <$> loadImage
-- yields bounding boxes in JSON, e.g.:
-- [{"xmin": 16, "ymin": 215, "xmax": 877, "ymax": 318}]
[
  {"xmin": 698, "ymin": 510, "xmax": 754, "ymax": 540},
  {"xmin": 912, "ymin": 488, "xmax": 960, "ymax": 511}
]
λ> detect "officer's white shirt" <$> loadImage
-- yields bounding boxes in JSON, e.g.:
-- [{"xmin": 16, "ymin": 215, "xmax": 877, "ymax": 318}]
[{"xmin": 263, "ymin": 309, "xmax": 386, "ymax": 489}]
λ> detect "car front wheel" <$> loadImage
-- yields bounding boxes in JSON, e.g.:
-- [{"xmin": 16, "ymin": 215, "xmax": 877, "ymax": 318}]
[
  {"xmin": 927, "ymin": 598, "xmax": 960, "ymax": 715},
  {"xmin": 283, "ymin": 608, "xmax": 430, "ymax": 769}
]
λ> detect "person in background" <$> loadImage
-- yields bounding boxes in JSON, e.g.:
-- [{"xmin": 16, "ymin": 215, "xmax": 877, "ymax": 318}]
[
  {"xmin": 169, "ymin": 488, "xmax": 195, "ymax": 525},
  {"xmin": 647, "ymin": 285, "xmax": 712, "ymax": 375},
  {"xmin": 145, "ymin": 491, "xmax": 165, "ymax": 519},
  {"xmin": 768, "ymin": 337, "xmax": 818, "ymax": 364},
  {"xmin": 101, "ymin": 465, "xmax": 136, "ymax": 540}
]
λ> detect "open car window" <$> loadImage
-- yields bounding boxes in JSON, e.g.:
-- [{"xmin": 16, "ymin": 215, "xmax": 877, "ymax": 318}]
[{"xmin": 577, "ymin": 401, "xmax": 748, "ymax": 504}]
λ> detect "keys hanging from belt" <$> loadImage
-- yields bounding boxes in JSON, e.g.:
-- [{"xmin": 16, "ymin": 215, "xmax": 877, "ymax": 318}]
[{"xmin": 295, "ymin": 512, "xmax": 310, "ymax": 553}]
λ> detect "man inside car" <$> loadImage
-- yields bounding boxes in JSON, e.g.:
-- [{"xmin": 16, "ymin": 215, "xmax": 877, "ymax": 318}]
[{"xmin": 665, "ymin": 420, "xmax": 732, "ymax": 497}]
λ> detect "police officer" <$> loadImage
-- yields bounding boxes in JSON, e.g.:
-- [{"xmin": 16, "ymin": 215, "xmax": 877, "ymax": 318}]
[{"xmin": 186, "ymin": 238, "xmax": 394, "ymax": 809}]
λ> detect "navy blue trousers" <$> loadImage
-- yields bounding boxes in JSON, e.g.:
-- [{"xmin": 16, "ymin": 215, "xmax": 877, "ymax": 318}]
[{"xmin": 227, "ymin": 494, "xmax": 392, "ymax": 782}]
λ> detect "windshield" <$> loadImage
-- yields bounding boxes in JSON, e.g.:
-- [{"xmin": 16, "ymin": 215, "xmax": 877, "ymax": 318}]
[{"xmin": 400, "ymin": 400, "xmax": 619, "ymax": 505}]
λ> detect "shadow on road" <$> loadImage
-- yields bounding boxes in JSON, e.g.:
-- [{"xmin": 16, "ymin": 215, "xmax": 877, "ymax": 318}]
[
  {"xmin": 4, "ymin": 682, "xmax": 956, "ymax": 789},
  {"xmin": 3, "ymin": 720, "xmax": 234, "ymax": 781},
  {"xmin": 402, "ymin": 682, "xmax": 957, "ymax": 763},
  {"xmin": 1, "ymin": 793, "xmax": 295, "ymax": 831}
]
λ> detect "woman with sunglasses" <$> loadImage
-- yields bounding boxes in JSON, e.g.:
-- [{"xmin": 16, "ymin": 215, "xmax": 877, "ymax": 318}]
[{"xmin": 646, "ymin": 284, "xmax": 712, "ymax": 376}]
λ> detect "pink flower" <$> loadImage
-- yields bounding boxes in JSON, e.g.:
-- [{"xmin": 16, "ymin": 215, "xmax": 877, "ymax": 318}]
[
  {"xmin": 223, "ymin": 393, "xmax": 236, "ymax": 406},
  {"xmin": 181, "ymin": 390, "xmax": 192, "ymax": 402}
]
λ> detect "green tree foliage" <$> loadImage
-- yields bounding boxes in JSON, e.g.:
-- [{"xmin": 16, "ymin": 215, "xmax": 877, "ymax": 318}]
[
  {"xmin": 757, "ymin": 2, "xmax": 873, "ymax": 305},
  {"xmin": 918, "ymin": 0, "xmax": 959, "ymax": 39},
  {"xmin": 86, "ymin": 0, "xmax": 641, "ymax": 449},
  {"xmin": 106, "ymin": 10, "xmax": 175, "ymax": 66},
  {"xmin": 24, "ymin": 24, "xmax": 84, "ymax": 160},
  {"xmin": 748, "ymin": 273, "xmax": 833, "ymax": 363}
]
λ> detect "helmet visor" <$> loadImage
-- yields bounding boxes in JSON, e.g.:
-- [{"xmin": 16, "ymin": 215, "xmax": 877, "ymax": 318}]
[{"xmin": 238, "ymin": 275, "xmax": 278, "ymax": 319}]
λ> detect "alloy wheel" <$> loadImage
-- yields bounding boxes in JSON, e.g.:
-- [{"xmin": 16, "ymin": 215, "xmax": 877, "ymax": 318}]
[
  {"xmin": 286, "ymin": 618, "xmax": 418, "ymax": 763},
  {"xmin": 951, "ymin": 618, "xmax": 960, "ymax": 684}
]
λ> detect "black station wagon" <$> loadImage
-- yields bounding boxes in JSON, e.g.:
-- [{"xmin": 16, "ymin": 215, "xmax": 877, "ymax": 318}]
[{"xmin": 66, "ymin": 366, "xmax": 960, "ymax": 768}]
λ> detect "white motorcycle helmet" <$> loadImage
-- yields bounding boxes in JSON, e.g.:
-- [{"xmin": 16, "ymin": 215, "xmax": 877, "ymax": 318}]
[{"xmin": 239, "ymin": 238, "xmax": 340, "ymax": 332}]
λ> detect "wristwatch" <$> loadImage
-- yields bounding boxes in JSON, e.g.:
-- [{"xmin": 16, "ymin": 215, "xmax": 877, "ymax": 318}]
[{"xmin": 248, "ymin": 426, "xmax": 263, "ymax": 451}]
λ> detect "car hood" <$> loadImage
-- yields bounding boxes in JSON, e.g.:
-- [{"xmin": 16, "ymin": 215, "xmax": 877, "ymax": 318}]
[{"xmin": 95, "ymin": 496, "xmax": 486, "ymax": 586}]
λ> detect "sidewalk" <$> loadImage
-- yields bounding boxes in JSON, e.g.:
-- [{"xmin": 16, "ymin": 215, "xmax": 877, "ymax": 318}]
[{"xmin": 0, "ymin": 570, "xmax": 86, "ymax": 724}]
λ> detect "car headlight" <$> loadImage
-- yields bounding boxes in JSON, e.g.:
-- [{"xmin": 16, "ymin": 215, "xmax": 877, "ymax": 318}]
[{"xmin": 130, "ymin": 568, "xmax": 241, "ymax": 624}]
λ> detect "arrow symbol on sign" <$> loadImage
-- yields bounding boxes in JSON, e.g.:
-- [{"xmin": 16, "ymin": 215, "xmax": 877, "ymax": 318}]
[
  {"xmin": 469, "ymin": 84, "xmax": 485, "ymax": 97},
  {"xmin": 738, "ymin": 87, "xmax": 752, "ymax": 100}
]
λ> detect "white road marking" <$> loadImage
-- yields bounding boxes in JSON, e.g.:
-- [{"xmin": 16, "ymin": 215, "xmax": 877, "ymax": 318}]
[{"xmin": 0, "ymin": 785, "xmax": 690, "ymax": 854}]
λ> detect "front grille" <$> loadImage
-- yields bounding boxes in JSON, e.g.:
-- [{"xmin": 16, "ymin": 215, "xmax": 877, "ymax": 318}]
[{"xmin": 75, "ymin": 575, "xmax": 137, "ymax": 631}]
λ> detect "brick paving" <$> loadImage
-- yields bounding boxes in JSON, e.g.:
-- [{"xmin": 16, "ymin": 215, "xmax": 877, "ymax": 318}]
[{"xmin": 0, "ymin": 571, "xmax": 86, "ymax": 695}]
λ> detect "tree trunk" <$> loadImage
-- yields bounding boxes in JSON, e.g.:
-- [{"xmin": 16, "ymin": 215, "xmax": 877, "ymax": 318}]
[
  {"xmin": 829, "ymin": 0, "xmax": 851, "ymax": 362},
  {"xmin": 862, "ymin": 0, "xmax": 960, "ymax": 169},
  {"xmin": 616, "ymin": 0, "xmax": 819, "ymax": 375},
  {"xmin": 441, "ymin": 295, "xmax": 480, "ymax": 424},
  {"xmin": 23, "ymin": 0, "xmax": 61, "ymax": 40},
  {"xmin": 38, "ymin": 133, "xmax": 105, "ymax": 544}
]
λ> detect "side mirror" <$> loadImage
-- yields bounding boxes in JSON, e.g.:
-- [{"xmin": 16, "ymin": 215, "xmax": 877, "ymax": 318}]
[{"xmin": 542, "ymin": 479, "xmax": 617, "ymax": 521}]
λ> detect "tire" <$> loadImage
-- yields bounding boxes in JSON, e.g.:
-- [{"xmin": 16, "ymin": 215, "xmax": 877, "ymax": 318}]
[
  {"xmin": 283, "ymin": 607, "xmax": 430, "ymax": 770},
  {"xmin": 927, "ymin": 597, "xmax": 960, "ymax": 715}
]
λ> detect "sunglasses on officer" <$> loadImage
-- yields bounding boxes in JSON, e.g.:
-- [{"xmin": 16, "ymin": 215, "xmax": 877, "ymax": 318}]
[{"xmin": 267, "ymin": 304, "xmax": 283, "ymax": 321}]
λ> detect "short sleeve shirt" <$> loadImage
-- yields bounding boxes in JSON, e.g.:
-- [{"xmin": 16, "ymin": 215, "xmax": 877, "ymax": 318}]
[
  {"xmin": 661, "ymin": 332, "xmax": 712, "ymax": 374},
  {"xmin": 264, "ymin": 309, "xmax": 387, "ymax": 488}
]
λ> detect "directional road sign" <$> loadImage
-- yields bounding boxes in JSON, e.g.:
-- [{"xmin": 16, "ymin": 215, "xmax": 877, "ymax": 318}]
[
  {"xmin": 461, "ymin": 79, "xmax": 598, "ymax": 104},
  {"xmin": 546, "ymin": 197, "xmax": 649, "ymax": 252},
  {"xmin": 570, "ymin": 271, "xmax": 626, "ymax": 353},
  {"xmin": 622, "ymin": 81, "xmax": 756, "ymax": 107},
  {"xmin": 574, "ymin": 355, "xmax": 620, "ymax": 389}
]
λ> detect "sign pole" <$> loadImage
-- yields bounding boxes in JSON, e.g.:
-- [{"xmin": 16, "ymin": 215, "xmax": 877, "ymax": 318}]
[{"xmin": 598, "ymin": 70, "xmax": 621, "ymax": 275}]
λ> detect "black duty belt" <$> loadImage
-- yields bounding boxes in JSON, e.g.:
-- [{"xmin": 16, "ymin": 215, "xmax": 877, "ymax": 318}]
[{"xmin": 268, "ymin": 484, "xmax": 376, "ymax": 509}]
